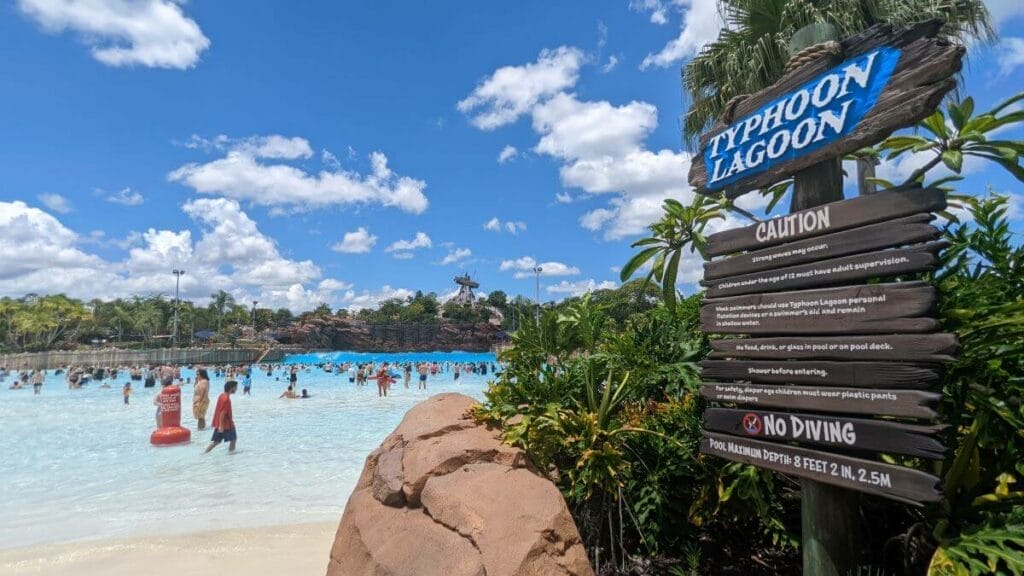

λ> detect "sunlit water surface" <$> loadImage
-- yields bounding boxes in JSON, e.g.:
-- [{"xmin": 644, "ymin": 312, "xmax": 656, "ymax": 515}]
[{"xmin": 0, "ymin": 351, "xmax": 495, "ymax": 549}]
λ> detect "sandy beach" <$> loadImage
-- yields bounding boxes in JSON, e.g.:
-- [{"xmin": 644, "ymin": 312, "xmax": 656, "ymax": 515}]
[{"xmin": 0, "ymin": 522, "xmax": 337, "ymax": 576}]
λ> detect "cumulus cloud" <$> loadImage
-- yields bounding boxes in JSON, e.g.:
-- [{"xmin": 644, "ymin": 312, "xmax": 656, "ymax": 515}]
[
  {"xmin": 340, "ymin": 285, "xmax": 415, "ymax": 311},
  {"xmin": 546, "ymin": 279, "xmax": 617, "ymax": 296},
  {"xmin": 37, "ymin": 193, "xmax": 71, "ymax": 214},
  {"xmin": 17, "ymin": 0, "xmax": 210, "ymax": 69},
  {"xmin": 601, "ymin": 55, "xmax": 619, "ymax": 73},
  {"xmin": 458, "ymin": 46, "xmax": 584, "ymax": 130},
  {"xmin": 530, "ymin": 92, "xmax": 698, "ymax": 239},
  {"xmin": 497, "ymin": 145, "xmax": 519, "ymax": 164},
  {"xmin": 639, "ymin": 0, "xmax": 723, "ymax": 70},
  {"xmin": 331, "ymin": 227, "xmax": 378, "ymax": 254},
  {"xmin": 386, "ymin": 232, "xmax": 432, "ymax": 254},
  {"xmin": 484, "ymin": 217, "xmax": 527, "ymax": 234},
  {"xmin": 0, "ymin": 197, "xmax": 341, "ymax": 310},
  {"xmin": 440, "ymin": 247, "xmax": 472, "ymax": 265},
  {"xmin": 105, "ymin": 187, "xmax": 144, "ymax": 206},
  {"xmin": 500, "ymin": 256, "xmax": 579, "ymax": 279},
  {"xmin": 169, "ymin": 136, "xmax": 428, "ymax": 214}
]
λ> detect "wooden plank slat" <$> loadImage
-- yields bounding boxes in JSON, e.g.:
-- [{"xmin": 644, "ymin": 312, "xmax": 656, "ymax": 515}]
[
  {"xmin": 689, "ymin": 20, "xmax": 964, "ymax": 199},
  {"xmin": 700, "ymin": 382, "xmax": 940, "ymax": 420},
  {"xmin": 703, "ymin": 241, "xmax": 946, "ymax": 298},
  {"xmin": 704, "ymin": 408, "xmax": 946, "ymax": 458},
  {"xmin": 706, "ymin": 186, "xmax": 945, "ymax": 256},
  {"xmin": 704, "ymin": 214, "xmax": 939, "ymax": 281},
  {"xmin": 700, "ymin": 359, "xmax": 939, "ymax": 388},
  {"xmin": 709, "ymin": 334, "xmax": 958, "ymax": 362},
  {"xmin": 701, "ymin": 432, "xmax": 942, "ymax": 504},
  {"xmin": 700, "ymin": 282, "xmax": 937, "ymax": 335}
]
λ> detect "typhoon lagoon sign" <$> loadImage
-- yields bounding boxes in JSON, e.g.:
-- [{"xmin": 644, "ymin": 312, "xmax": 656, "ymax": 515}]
[
  {"xmin": 689, "ymin": 20, "xmax": 965, "ymax": 198},
  {"xmin": 705, "ymin": 48, "xmax": 898, "ymax": 191}
]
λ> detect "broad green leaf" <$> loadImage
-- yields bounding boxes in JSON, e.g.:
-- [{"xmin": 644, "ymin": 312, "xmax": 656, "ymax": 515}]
[{"xmin": 620, "ymin": 246, "xmax": 660, "ymax": 282}]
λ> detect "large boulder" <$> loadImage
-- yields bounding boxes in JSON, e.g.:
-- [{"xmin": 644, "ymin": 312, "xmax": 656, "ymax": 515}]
[{"xmin": 326, "ymin": 393, "xmax": 594, "ymax": 576}]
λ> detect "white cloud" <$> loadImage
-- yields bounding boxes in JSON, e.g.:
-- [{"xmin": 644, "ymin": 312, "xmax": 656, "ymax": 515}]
[
  {"xmin": 331, "ymin": 227, "xmax": 378, "ymax": 254},
  {"xmin": 639, "ymin": 0, "xmax": 723, "ymax": 70},
  {"xmin": 0, "ymin": 197, "xmax": 336, "ymax": 311},
  {"xmin": 498, "ymin": 145, "xmax": 519, "ymax": 164},
  {"xmin": 546, "ymin": 279, "xmax": 617, "ymax": 296},
  {"xmin": 386, "ymin": 232, "xmax": 432, "ymax": 253},
  {"xmin": 500, "ymin": 256, "xmax": 580, "ymax": 279},
  {"xmin": 484, "ymin": 217, "xmax": 527, "ymax": 234},
  {"xmin": 630, "ymin": 0, "xmax": 671, "ymax": 25},
  {"xmin": 37, "ymin": 193, "xmax": 71, "ymax": 214},
  {"xmin": 105, "ymin": 187, "xmax": 144, "ymax": 206},
  {"xmin": 0, "ymin": 201, "xmax": 105, "ymax": 282},
  {"xmin": 440, "ymin": 247, "xmax": 472, "ymax": 265},
  {"xmin": 529, "ymin": 92, "xmax": 696, "ymax": 239},
  {"xmin": 533, "ymin": 93, "xmax": 658, "ymax": 160},
  {"xmin": 18, "ymin": 0, "xmax": 210, "ymax": 69},
  {"xmin": 555, "ymin": 192, "xmax": 575, "ymax": 203},
  {"xmin": 458, "ymin": 46, "xmax": 584, "ymax": 130},
  {"xmin": 169, "ymin": 137, "xmax": 428, "ymax": 214},
  {"xmin": 999, "ymin": 37, "xmax": 1024, "ymax": 75},
  {"xmin": 340, "ymin": 285, "xmax": 415, "ymax": 311},
  {"xmin": 601, "ymin": 55, "xmax": 620, "ymax": 73},
  {"xmin": 234, "ymin": 135, "xmax": 314, "ymax": 160}
]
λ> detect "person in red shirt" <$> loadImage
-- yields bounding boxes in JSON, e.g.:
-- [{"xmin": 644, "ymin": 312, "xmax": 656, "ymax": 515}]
[{"xmin": 204, "ymin": 380, "xmax": 238, "ymax": 453}]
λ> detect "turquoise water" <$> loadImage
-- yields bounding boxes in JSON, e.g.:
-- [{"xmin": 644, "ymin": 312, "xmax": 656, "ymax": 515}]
[{"xmin": 0, "ymin": 352, "xmax": 496, "ymax": 549}]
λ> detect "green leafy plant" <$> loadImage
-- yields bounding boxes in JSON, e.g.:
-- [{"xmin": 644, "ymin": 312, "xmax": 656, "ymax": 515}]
[{"xmin": 620, "ymin": 195, "xmax": 724, "ymax": 312}]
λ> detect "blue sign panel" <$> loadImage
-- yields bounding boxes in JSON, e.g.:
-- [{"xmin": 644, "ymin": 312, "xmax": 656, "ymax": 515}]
[{"xmin": 703, "ymin": 47, "xmax": 901, "ymax": 192}]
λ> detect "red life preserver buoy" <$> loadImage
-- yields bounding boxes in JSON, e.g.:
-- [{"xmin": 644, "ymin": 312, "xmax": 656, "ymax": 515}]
[{"xmin": 150, "ymin": 384, "xmax": 191, "ymax": 446}]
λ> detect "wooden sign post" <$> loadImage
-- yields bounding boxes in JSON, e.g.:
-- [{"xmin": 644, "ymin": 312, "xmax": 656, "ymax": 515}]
[{"xmin": 686, "ymin": 19, "xmax": 963, "ymax": 576}]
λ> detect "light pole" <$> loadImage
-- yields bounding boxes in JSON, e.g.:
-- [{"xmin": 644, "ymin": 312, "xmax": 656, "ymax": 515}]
[
  {"xmin": 172, "ymin": 269, "xmax": 185, "ymax": 347},
  {"xmin": 533, "ymin": 266, "xmax": 543, "ymax": 323},
  {"xmin": 251, "ymin": 300, "xmax": 259, "ymax": 336}
]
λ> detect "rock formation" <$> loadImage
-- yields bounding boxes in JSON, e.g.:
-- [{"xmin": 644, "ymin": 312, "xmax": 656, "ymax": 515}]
[
  {"xmin": 326, "ymin": 393, "xmax": 594, "ymax": 576},
  {"xmin": 276, "ymin": 317, "xmax": 501, "ymax": 352}
]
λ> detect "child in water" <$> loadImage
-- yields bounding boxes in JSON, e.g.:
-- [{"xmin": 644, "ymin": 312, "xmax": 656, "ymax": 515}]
[
  {"xmin": 123, "ymin": 382, "xmax": 131, "ymax": 405},
  {"xmin": 205, "ymin": 380, "xmax": 238, "ymax": 453}
]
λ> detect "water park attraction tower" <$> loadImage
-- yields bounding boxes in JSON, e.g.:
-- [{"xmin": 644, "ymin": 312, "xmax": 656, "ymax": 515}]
[{"xmin": 453, "ymin": 274, "xmax": 479, "ymax": 306}]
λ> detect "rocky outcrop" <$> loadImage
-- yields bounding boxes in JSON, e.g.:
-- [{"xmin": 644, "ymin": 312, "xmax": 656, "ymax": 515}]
[
  {"xmin": 276, "ymin": 318, "xmax": 501, "ymax": 352},
  {"xmin": 326, "ymin": 393, "xmax": 594, "ymax": 576}
]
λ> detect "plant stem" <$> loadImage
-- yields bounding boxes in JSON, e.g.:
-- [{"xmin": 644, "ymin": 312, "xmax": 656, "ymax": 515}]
[{"xmin": 903, "ymin": 152, "xmax": 944, "ymax": 185}]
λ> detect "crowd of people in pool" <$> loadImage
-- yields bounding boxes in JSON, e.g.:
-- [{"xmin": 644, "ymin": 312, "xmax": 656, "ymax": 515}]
[{"xmin": 3, "ymin": 359, "xmax": 500, "ymax": 452}]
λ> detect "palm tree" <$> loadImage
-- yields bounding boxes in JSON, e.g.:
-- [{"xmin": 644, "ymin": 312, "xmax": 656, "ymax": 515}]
[
  {"xmin": 681, "ymin": 0, "xmax": 995, "ymax": 146},
  {"xmin": 209, "ymin": 290, "xmax": 234, "ymax": 332}
]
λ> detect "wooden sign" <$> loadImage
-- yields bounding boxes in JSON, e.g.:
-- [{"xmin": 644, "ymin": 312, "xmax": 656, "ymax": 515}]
[
  {"xmin": 706, "ymin": 186, "xmax": 945, "ymax": 256},
  {"xmin": 700, "ymin": 359, "xmax": 939, "ymax": 388},
  {"xmin": 689, "ymin": 20, "xmax": 964, "ymax": 199},
  {"xmin": 701, "ymin": 433, "xmax": 942, "ymax": 504},
  {"xmin": 704, "ymin": 408, "xmax": 946, "ymax": 458},
  {"xmin": 700, "ymin": 382, "xmax": 939, "ymax": 420},
  {"xmin": 703, "ymin": 241, "xmax": 946, "ymax": 298},
  {"xmin": 701, "ymin": 282, "xmax": 937, "ymax": 335},
  {"xmin": 704, "ymin": 213, "xmax": 939, "ymax": 281},
  {"xmin": 709, "ymin": 333, "xmax": 958, "ymax": 362}
]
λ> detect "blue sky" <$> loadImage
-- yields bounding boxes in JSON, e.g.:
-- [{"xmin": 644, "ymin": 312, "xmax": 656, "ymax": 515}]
[{"xmin": 1, "ymin": 0, "xmax": 1022, "ymax": 312}]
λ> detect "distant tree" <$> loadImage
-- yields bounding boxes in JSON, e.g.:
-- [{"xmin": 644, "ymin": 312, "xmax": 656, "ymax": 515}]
[
  {"xmin": 486, "ymin": 290, "xmax": 508, "ymax": 309},
  {"xmin": 208, "ymin": 290, "xmax": 234, "ymax": 331},
  {"xmin": 272, "ymin": 307, "xmax": 295, "ymax": 326},
  {"xmin": 312, "ymin": 302, "xmax": 333, "ymax": 317}
]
